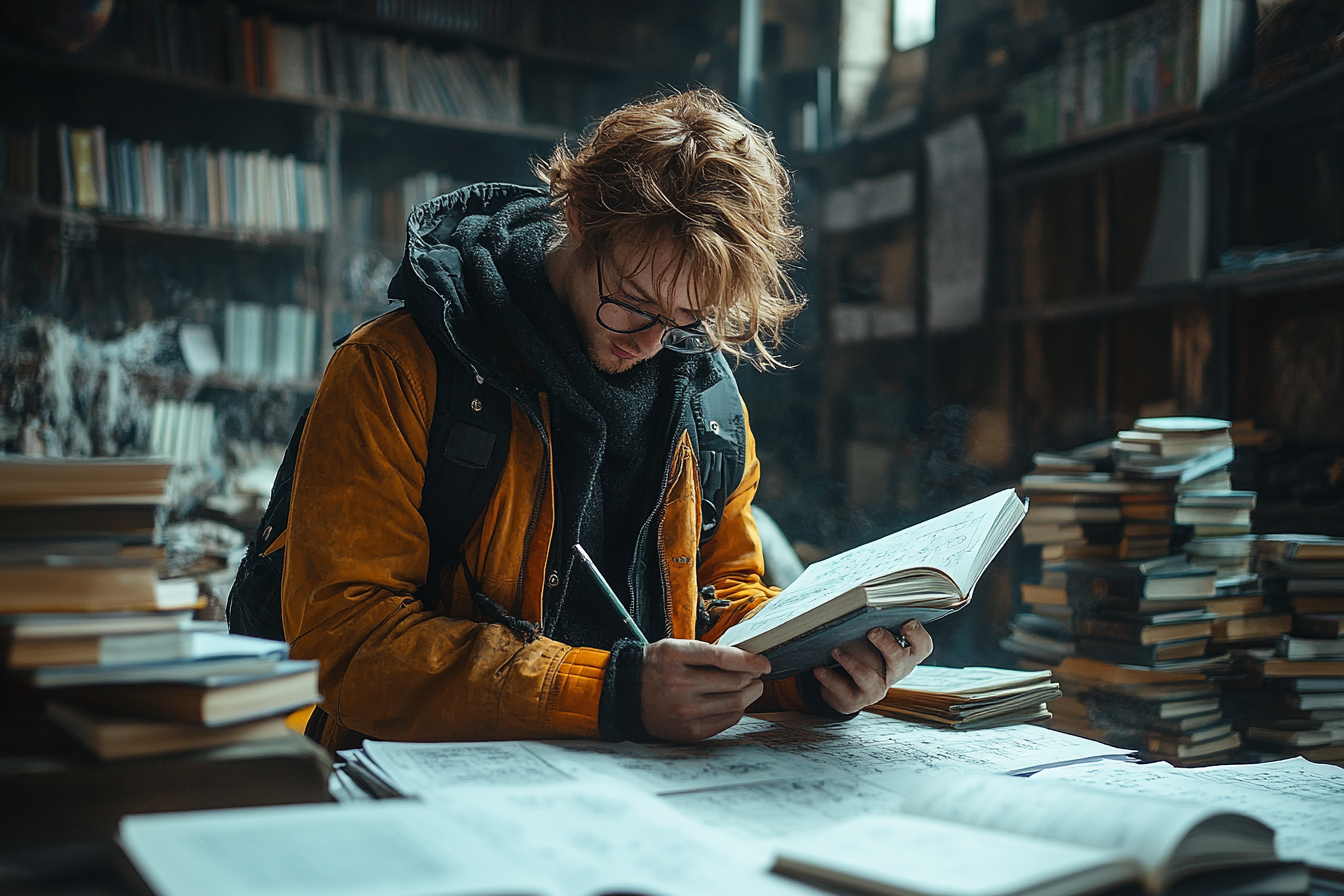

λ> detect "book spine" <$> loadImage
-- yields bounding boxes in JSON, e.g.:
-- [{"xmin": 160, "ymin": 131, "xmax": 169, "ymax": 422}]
[
  {"xmin": 91, "ymin": 126, "xmax": 109, "ymax": 210},
  {"xmin": 57, "ymin": 124, "xmax": 74, "ymax": 207}
]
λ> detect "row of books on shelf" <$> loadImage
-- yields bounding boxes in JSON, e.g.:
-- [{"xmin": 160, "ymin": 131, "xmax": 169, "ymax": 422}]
[
  {"xmin": 100, "ymin": 1, "xmax": 524, "ymax": 126},
  {"xmin": 3, "ymin": 125, "xmax": 331, "ymax": 236},
  {"xmin": 223, "ymin": 301, "xmax": 320, "ymax": 382},
  {"xmin": 1004, "ymin": 416, "xmax": 1344, "ymax": 767},
  {"xmin": 0, "ymin": 456, "xmax": 320, "ymax": 765},
  {"xmin": 346, "ymin": 170, "xmax": 455, "ymax": 246},
  {"xmin": 1000, "ymin": 0, "xmax": 1251, "ymax": 157},
  {"xmin": 371, "ymin": 0, "xmax": 515, "ymax": 38}
]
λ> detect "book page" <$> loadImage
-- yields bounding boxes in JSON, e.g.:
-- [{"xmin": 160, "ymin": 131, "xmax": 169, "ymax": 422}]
[
  {"xmin": 720, "ymin": 490, "xmax": 1015, "ymax": 648},
  {"xmin": 712, "ymin": 712, "xmax": 1131, "ymax": 776},
  {"xmin": 1034, "ymin": 758, "xmax": 1344, "ymax": 873},
  {"xmin": 774, "ymin": 814, "xmax": 1139, "ymax": 896},
  {"xmin": 359, "ymin": 740, "xmax": 573, "ymax": 795},
  {"xmin": 896, "ymin": 771, "xmax": 1226, "ymax": 891},
  {"xmin": 526, "ymin": 740, "xmax": 818, "ymax": 795}
]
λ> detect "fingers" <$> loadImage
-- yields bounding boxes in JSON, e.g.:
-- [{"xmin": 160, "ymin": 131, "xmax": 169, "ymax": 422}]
[
  {"xmin": 656, "ymin": 638, "xmax": 772, "ymax": 677},
  {"xmin": 830, "ymin": 640, "xmax": 888, "ymax": 696},
  {"xmin": 903, "ymin": 620, "xmax": 934, "ymax": 662},
  {"xmin": 815, "ymin": 623, "xmax": 936, "ymax": 714}
]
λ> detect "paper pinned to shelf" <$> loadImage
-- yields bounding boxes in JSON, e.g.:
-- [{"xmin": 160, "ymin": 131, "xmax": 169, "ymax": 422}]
[{"xmin": 924, "ymin": 114, "xmax": 988, "ymax": 332}]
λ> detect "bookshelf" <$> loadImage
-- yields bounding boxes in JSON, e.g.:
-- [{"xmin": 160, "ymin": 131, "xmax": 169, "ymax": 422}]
[
  {"xmin": 0, "ymin": 0, "xmax": 719, "ymax": 483},
  {"xmin": 747, "ymin": 0, "xmax": 1344, "ymax": 667}
]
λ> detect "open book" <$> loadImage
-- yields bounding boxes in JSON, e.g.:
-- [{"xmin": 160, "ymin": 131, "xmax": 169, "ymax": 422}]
[
  {"xmin": 723, "ymin": 489, "xmax": 1026, "ymax": 678},
  {"xmin": 773, "ymin": 771, "xmax": 1297, "ymax": 896}
]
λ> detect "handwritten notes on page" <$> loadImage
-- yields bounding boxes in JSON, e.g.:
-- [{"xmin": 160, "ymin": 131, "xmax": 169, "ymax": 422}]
[
  {"xmin": 714, "ymin": 712, "xmax": 1131, "ymax": 776},
  {"xmin": 527, "ymin": 740, "xmax": 819, "ymax": 795},
  {"xmin": 718, "ymin": 490, "xmax": 1021, "ymax": 650},
  {"xmin": 359, "ymin": 740, "xmax": 572, "ymax": 795},
  {"xmin": 120, "ymin": 781, "xmax": 816, "ymax": 896},
  {"xmin": 1033, "ymin": 757, "xmax": 1344, "ymax": 873}
]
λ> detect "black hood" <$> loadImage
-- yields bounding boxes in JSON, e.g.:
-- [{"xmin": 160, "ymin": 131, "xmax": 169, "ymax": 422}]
[{"xmin": 386, "ymin": 182, "xmax": 549, "ymax": 389}]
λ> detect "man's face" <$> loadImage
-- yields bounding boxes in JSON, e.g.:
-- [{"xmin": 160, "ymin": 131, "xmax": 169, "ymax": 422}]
[{"xmin": 569, "ymin": 243, "xmax": 702, "ymax": 374}]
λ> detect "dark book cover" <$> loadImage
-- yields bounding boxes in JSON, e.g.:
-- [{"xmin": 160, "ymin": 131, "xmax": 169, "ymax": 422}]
[{"xmin": 1075, "ymin": 636, "xmax": 1209, "ymax": 666}]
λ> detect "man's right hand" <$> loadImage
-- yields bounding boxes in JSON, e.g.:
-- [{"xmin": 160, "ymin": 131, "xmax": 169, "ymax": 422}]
[{"xmin": 640, "ymin": 639, "xmax": 771, "ymax": 742}]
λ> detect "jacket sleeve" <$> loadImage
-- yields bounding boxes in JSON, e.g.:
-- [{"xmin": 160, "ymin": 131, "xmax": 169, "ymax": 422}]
[
  {"xmin": 695, "ymin": 404, "xmax": 844, "ymax": 716},
  {"xmin": 281, "ymin": 333, "xmax": 607, "ymax": 742}
]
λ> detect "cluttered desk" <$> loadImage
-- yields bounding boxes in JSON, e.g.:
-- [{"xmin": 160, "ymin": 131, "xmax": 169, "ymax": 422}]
[
  {"xmin": 6, "ymin": 686, "xmax": 1344, "ymax": 896},
  {"xmin": 4, "ymin": 456, "xmax": 1344, "ymax": 896}
]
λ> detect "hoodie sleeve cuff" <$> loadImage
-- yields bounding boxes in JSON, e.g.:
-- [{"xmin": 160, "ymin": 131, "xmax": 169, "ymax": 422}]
[
  {"xmin": 796, "ymin": 668, "xmax": 861, "ymax": 721},
  {"xmin": 598, "ymin": 638, "xmax": 650, "ymax": 742}
]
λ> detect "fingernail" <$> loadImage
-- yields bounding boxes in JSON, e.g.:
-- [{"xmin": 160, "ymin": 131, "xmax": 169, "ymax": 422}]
[{"xmin": 902, "ymin": 620, "xmax": 917, "ymax": 633}]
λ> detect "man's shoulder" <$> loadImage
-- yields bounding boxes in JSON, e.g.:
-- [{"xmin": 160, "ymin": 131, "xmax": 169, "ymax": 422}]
[{"xmin": 340, "ymin": 309, "xmax": 434, "ymax": 375}]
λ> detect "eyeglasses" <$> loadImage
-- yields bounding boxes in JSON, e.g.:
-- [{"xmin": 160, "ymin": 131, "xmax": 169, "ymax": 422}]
[{"xmin": 595, "ymin": 258, "xmax": 715, "ymax": 355}]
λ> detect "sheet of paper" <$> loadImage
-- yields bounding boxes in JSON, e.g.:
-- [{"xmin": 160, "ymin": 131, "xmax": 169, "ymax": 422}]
[
  {"xmin": 774, "ymin": 814, "xmax": 1140, "ymax": 896},
  {"xmin": 120, "ymin": 801, "xmax": 535, "ymax": 896},
  {"xmin": 527, "ymin": 740, "xmax": 818, "ymax": 795},
  {"xmin": 714, "ymin": 712, "xmax": 1131, "ymax": 776},
  {"xmin": 662, "ymin": 772, "xmax": 908, "ymax": 837},
  {"xmin": 1033, "ymin": 758, "xmax": 1344, "ymax": 872},
  {"xmin": 416, "ymin": 780, "xmax": 816, "ymax": 896},
  {"xmin": 720, "ymin": 490, "xmax": 1013, "ymax": 648},
  {"xmin": 359, "ymin": 740, "xmax": 573, "ymax": 795},
  {"xmin": 925, "ymin": 114, "xmax": 989, "ymax": 332},
  {"xmin": 121, "ymin": 782, "xmax": 816, "ymax": 896}
]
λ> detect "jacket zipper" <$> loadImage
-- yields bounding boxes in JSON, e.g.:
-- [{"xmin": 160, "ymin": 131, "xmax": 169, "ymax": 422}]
[{"xmin": 631, "ymin": 425, "xmax": 686, "ymax": 641}]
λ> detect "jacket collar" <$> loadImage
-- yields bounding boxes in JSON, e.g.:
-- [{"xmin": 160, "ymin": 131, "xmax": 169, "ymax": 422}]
[{"xmin": 386, "ymin": 182, "xmax": 726, "ymax": 399}]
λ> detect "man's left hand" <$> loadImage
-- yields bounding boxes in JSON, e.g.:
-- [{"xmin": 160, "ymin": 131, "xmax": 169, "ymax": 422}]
[{"xmin": 813, "ymin": 621, "xmax": 934, "ymax": 715}]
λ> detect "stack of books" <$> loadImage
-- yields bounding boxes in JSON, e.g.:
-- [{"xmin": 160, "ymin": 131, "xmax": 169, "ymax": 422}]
[
  {"xmin": 0, "ymin": 457, "xmax": 320, "ymax": 762},
  {"xmin": 867, "ymin": 666, "xmax": 1061, "ymax": 730},
  {"xmin": 1049, "ymin": 655, "xmax": 1239, "ymax": 766},
  {"xmin": 1220, "ymin": 535, "xmax": 1344, "ymax": 764}
]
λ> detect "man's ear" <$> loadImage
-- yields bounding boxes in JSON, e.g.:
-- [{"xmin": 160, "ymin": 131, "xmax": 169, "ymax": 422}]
[{"xmin": 565, "ymin": 205, "xmax": 583, "ymax": 246}]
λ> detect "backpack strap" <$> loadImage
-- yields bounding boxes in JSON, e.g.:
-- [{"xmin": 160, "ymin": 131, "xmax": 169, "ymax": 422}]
[
  {"xmin": 413, "ymin": 320, "xmax": 512, "ymax": 611},
  {"xmin": 690, "ymin": 353, "xmax": 747, "ymax": 544},
  {"xmin": 225, "ymin": 408, "xmax": 309, "ymax": 642}
]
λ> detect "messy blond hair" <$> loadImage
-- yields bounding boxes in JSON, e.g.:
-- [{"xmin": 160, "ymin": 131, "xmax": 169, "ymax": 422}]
[{"xmin": 534, "ymin": 89, "xmax": 805, "ymax": 368}]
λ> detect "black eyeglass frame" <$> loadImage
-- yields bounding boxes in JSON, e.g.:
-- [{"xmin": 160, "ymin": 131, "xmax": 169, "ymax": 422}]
[{"xmin": 594, "ymin": 258, "xmax": 715, "ymax": 354}]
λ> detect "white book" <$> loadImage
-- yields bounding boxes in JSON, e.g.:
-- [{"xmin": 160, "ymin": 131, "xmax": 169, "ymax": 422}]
[
  {"xmin": 270, "ymin": 23, "xmax": 309, "ymax": 97},
  {"xmin": 718, "ymin": 488, "xmax": 1026, "ymax": 678}
]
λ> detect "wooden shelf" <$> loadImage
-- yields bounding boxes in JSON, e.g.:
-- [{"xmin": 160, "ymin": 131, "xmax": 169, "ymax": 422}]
[
  {"xmin": 998, "ymin": 253, "xmax": 1344, "ymax": 322},
  {"xmin": 5, "ymin": 198, "xmax": 325, "ymax": 250},
  {"xmin": 0, "ymin": 42, "xmax": 566, "ymax": 143},
  {"xmin": 996, "ymin": 59, "xmax": 1344, "ymax": 187},
  {"xmin": 998, "ymin": 285, "xmax": 1202, "ymax": 323},
  {"xmin": 247, "ymin": 0, "xmax": 631, "ymax": 72}
]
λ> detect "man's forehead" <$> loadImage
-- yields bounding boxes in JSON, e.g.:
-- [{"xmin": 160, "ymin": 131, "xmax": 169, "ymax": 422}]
[{"xmin": 610, "ymin": 244, "xmax": 700, "ymax": 315}]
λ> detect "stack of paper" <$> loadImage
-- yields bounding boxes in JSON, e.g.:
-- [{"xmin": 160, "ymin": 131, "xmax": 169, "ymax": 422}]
[{"xmin": 867, "ymin": 666, "xmax": 1061, "ymax": 729}]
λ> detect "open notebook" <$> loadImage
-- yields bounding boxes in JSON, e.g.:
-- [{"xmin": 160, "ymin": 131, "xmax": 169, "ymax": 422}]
[{"xmin": 722, "ymin": 489, "xmax": 1026, "ymax": 678}]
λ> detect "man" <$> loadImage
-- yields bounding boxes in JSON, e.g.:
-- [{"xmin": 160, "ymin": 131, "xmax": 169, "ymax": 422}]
[{"xmin": 282, "ymin": 90, "xmax": 933, "ymax": 752}]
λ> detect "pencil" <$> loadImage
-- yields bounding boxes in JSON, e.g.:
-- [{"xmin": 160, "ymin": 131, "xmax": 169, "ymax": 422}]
[{"xmin": 572, "ymin": 544, "xmax": 648, "ymax": 646}]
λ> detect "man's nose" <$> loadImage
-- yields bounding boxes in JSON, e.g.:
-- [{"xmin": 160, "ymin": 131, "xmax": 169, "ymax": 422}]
[{"xmin": 633, "ymin": 325, "xmax": 664, "ymax": 354}]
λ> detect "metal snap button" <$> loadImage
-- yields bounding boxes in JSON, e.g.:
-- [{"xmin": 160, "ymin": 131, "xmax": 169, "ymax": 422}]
[
  {"xmin": 471, "ymin": 398, "xmax": 483, "ymax": 412},
  {"xmin": 547, "ymin": 572, "xmax": 560, "ymax": 587}
]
